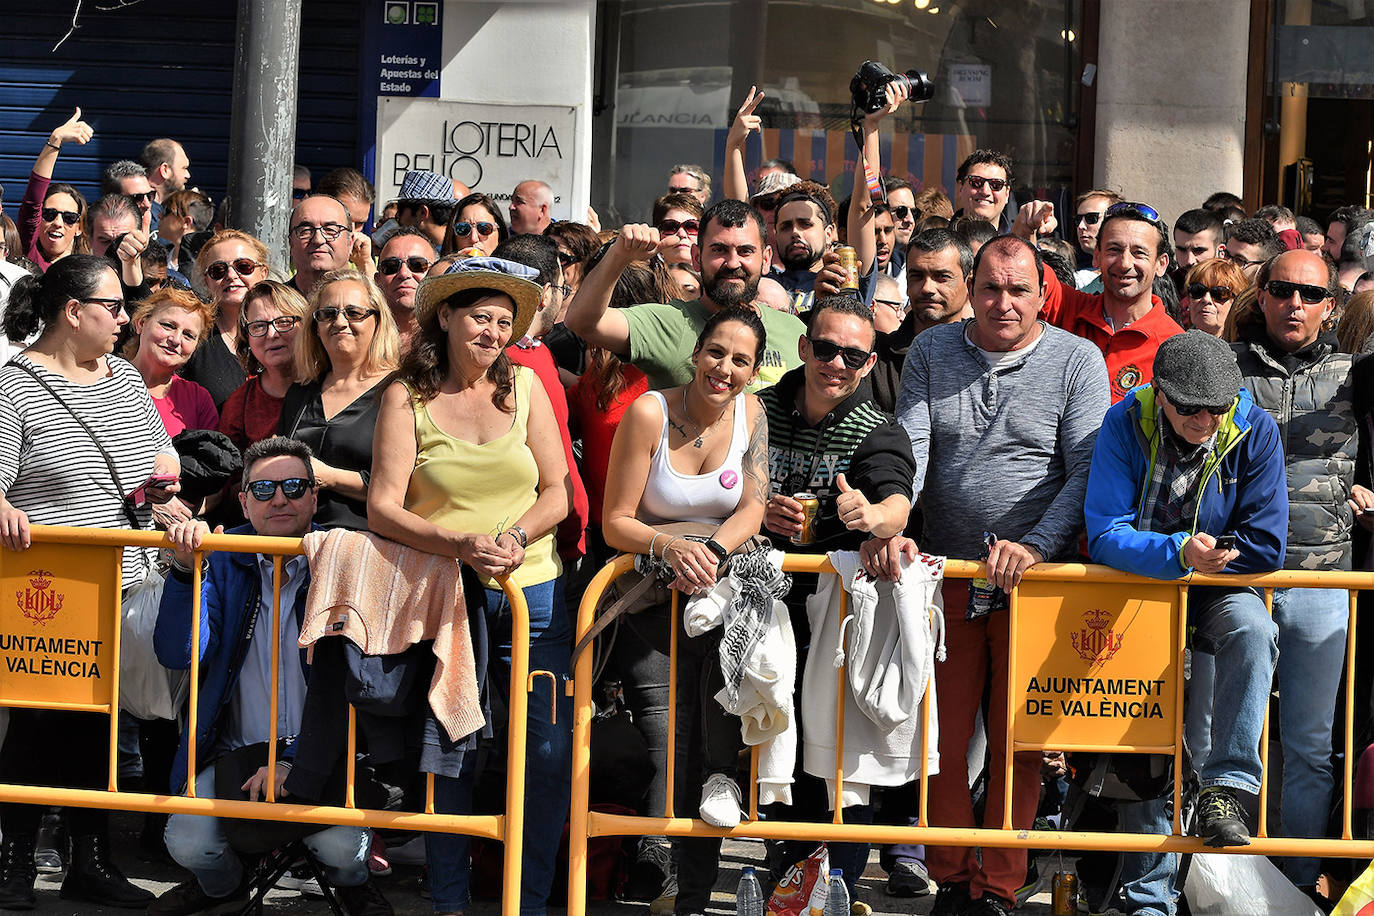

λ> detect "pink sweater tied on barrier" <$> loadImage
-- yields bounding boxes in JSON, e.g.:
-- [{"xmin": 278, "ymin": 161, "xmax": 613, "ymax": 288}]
[{"xmin": 299, "ymin": 528, "xmax": 484, "ymax": 743}]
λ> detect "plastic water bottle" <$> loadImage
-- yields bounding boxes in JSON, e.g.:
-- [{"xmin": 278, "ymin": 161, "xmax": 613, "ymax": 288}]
[
  {"xmin": 823, "ymin": 867, "xmax": 850, "ymax": 915},
  {"xmin": 736, "ymin": 865, "xmax": 764, "ymax": 916}
]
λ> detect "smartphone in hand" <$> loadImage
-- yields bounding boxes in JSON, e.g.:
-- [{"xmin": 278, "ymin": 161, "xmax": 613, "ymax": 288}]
[
  {"xmin": 126, "ymin": 473, "xmax": 179, "ymax": 508},
  {"xmin": 1214, "ymin": 534, "xmax": 1237, "ymax": 552}
]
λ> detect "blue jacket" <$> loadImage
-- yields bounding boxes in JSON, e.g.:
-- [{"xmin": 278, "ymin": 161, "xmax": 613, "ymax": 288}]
[
  {"xmin": 154, "ymin": 523, "xmax": 313, "ymax": 791},
  {"xmin": 1086, "ymin": 386, "xmax": 1288, "ymax": 579}
]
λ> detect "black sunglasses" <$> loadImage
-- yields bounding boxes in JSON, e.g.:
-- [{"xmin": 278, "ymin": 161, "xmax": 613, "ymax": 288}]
[
  {"xmin": 890, "ymin": 205, "xmax": 916, "ymax": 221},
  {"xmin": 1263, "ymin": 279, "xmax": 1329, "ymax": 304},
  {"xmin": 807, "ymin": 336, "xmax": 871, "ymax": 370},
  {"xmin": 1186, "ymin": 283, "xmax": 1235, "ymax": 303},
  {"xmin": 244, "ymin": 477, "xmax": 312, "ymax": 501},
  {"xmin": 1076, "ymin": 212, "xmax": 1104, "ymax": 226},
  {"xmin": 453, "ymin": 221, "xmax": 495, "ymax": 238},
  {"xmin": 314, "ymin": 306, "xmax": 379, "ymax": 323},
  {"xmin": 205, "ymin": 258, "xmax": 265, "ymax": 282},
  {"xmin": 961, "ymin": 175, "xmax": 1008, "ymax": 193},
  {"xmin": 378, "ymin": 255, "xmax": 432, "ymax": 276},
  {"xmin": 1172, "ymin": 401, "xmax": 1231, "ymax": 417},
  {"xmin": 752, "ymin": 194, "xmax": 778, "ymax": 212},
  {"xmin": 658, "ymin": 218, "xmax": 699, "ymax": 236},
  {"xmin": 291, "ymin": 187, "xmax": 309, "ymax": 201},
  {"xmin": 41, "ymin": 207, "xmax": 80, "ymax": 226},
  {"xmin": 556, "ymin": 249, "xmax": 578, "ymax": 267},
  {"xmin": 127, "ymin": 190, "xmax": 155, "ymax": 204}
]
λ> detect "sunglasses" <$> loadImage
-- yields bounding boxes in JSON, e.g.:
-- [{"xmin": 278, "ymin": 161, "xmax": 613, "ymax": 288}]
[
  {"xmin": 1076, "ymin": 212, "xmax": 1104, "ymax": 226},
  {"xmin": 245, "ymin": 315, "xmax": 301, "ymax": 337},
  {"xmin": 378, "ymin": 255, "xmax": 432, "ymax": 276},
  {"xmin": 1106, "ymin": 201, "xmax": 1161, "ymax": 222},
  {"xmin": 1186, "ymin": 283, "xmax": 1235, "ymax": 303},
  {"xmin": 291, "ymin": 187, "xmax": 309, "ymax": 201},
  {"xmin": 752, "ymin": 194, "xmax": 778, "ymax": 212},
  {"xmin": 961, "ymin": 175, "xmax": 1008, "ymax": 193},
  {"xmin": 658, "ymin": 218, "xmax": 699, "ymax": 237},
  {"xmin": 244, "ymin": 477, "xmax": 312, "ymax": 501},
  {"xmin": 313, "ymin": 305, "xmax": 379, "ymax": 323},
  {"xmin": 1263, "ymin": 279, "xmax": 1329, "ymax": 304},
  {"xmin": 453, "ymin": 221, "xmax": 495, "ymax": 238},
  {"xmin": 807, "ymin": 336, "xmax": 871, "ymax": 370},
  {"xmin": 556, "ymin": 249, "xmax": 578, "ymax": 267},
  {"xmin": 889, "ymin": 205, "xmax": 916, "ymax": 221},
  {"xmin": 81, "ymin": 297, "xmax": 125, "ymax": 319},
  {"xmin": 127, "ymin": 190, "xmax": 155, "ymax": 205},
  {"xmin": 1172, "ymin": 401, "xmax": 1232, "ymax": 417},
  {"xmin": 205, "ymin": 258, "xmax": 265, "ymax": 282},
  {"xmin": 41, "ymin": 207, "xmax": 80, "ymax": 226},
  {"xmin": 145, "ymin": 275, "xmax": 168, "ymax": 291},
  {"xmin": 668, "ymin": 185, "xmax": 700, "ymax": 195}
]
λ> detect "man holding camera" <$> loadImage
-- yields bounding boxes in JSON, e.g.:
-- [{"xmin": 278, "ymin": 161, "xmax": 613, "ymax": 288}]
[{"xmin": 1085, "ymin": 331, "xmax": 1286, "ymax": 916}]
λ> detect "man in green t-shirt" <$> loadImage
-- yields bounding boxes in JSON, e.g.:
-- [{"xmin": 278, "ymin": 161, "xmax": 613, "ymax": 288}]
[{"xmin": 565, "ymin": 198, "xmax": 806, "ymax": 391}]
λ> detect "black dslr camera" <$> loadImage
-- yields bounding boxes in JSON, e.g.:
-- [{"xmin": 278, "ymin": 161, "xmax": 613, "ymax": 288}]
[{"xmin": 849, "ymin": 61, "xmax": 935, "ymax": 114}]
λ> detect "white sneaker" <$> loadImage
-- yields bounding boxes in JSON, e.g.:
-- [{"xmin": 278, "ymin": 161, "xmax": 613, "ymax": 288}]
[
  {"xmin": 277, "ymin": 863, "xmax": 323, "ymax": 897},
  {"xmin": 698, "ymin": 773, "xmax": 743, "ymax": 828}
]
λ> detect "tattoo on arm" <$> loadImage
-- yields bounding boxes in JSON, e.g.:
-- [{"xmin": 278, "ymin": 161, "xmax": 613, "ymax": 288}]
[{"xmin": 742, "ymin": 405, "xmax": 770, "ymax": 504}]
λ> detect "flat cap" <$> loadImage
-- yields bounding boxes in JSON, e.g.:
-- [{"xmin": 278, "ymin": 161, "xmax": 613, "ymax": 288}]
[{"xmin": 1152, "ymin": 329, "xmax": 1242, "ymax": 409}]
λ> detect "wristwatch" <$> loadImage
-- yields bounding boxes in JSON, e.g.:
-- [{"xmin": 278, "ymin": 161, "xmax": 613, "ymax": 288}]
[
  {"xmin": 704, "ymin": 539, "xmax": 729, "ymax": 565},
  {"xmin": 506, "ymin": 525, "xmax": 528, "ymax": 549}
]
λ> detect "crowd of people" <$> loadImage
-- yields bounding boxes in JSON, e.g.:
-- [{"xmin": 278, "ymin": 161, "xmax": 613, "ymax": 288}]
[{"xmin": 1, "ymin": 88, "xmax": 1373, "ymax": 916}]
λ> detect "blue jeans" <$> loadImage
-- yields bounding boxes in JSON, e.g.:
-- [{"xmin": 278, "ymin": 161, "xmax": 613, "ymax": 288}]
[
  {"xmin": 425, "ymin": 577, "xmax": 572, "ymax": 916},
  {"xmin": 165, "ymin": 765, "xmax": 369, "ymax": 897},
  {"xmin": 1117, "ymin": 798, "xmax": 1177, "ymax": 916},
  {"xmin": 1273, "ymin": 586, "xmax": 1348, "ymax": 886}
]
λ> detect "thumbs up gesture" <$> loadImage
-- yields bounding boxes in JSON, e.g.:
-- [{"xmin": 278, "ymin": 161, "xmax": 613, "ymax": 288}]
[
  {"xmin": 834, "ymin": 473, "xmax": 881, "ymax": 533},
  {"xmin": 49, "ymin": 107, "xmax": 93, "ymax": 148}
]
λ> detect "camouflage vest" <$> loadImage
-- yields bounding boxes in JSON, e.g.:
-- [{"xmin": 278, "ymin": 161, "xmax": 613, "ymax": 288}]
[{"xmin": 1233, "ymin": 333, "xmax": 1356, "ymax": 571}]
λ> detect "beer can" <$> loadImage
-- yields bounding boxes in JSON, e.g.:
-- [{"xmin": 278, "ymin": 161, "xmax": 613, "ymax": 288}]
[
  {"xmin": 792, "ymin": 492, "xmax": 820, "ymax": 545},
  {"xmin": 1051, "ymin": 871, "xmax": 1078, "ymax": 916},
  {"xmin": 835, "ymin": 245, "xmax": 860, "ymax": 291}
]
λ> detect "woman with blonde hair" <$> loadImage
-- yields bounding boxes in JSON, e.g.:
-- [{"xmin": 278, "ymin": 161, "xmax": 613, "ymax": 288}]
[
  {"xmin": 279, "ymin": 267, "xmax": 398, "ymax": 530},
  {"xmin": 121, "ymin": 287, "xmax": 218, "ymax": 436},
  {"xmin": 1183, "ymin": 258, "xmax": 1247, "ymax": 338},
  {"xmin": 219, "ymin": 280, "xmax": 307, "ymax": 453},
  {"xmin": 182, "ymin": 229, "xmax": 270, "ymax": 407}
]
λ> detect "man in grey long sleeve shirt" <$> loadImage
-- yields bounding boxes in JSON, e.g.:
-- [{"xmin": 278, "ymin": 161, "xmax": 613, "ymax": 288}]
[{"xmin": 877, "ymin": 235, "xmax": 1109, "ymax": 916}]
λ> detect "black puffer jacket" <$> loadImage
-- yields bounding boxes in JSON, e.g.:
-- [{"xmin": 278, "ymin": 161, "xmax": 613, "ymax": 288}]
[{"xmin": 1232, "ymin": 327, "xmax": 1357, "ymax": 570}]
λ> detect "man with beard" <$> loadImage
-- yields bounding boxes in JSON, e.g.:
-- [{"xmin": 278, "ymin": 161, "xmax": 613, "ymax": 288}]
[
  {"xmin": 869, "ymin": 229, "xmax": 974, "ymax": 413},
  {"xmin": 565, "ymin": 197, "xmax": 805, "ymax": 392}
]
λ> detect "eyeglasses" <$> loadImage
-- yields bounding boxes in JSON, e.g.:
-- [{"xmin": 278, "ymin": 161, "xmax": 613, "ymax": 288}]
[
  {"xmin": 313, "ymin": 305, "xmax": 379, "ymax": 324},
  {"xmin": 1186, "ymin": 283, "xmax": 1235, "ymax": 303},
  {"xmin": 556, "ymin": 249, "xmax": 578, "ymax": 267},
  {"xmin": 1076, "ymin": 212, "xmax": 1104, "ymax": 226},
  {"xmin": 961, "ymin": 175, "xmax": 1008, "ymax": 193},
  {"xmin": 806, "ymin": 336, "xmax": 871, "ymax": 370},
  {"xmin": 244, "ymin": 477, "xmax": 313, "ymax": 501},
  {"xmin": 205, "ymin": 258, "xmax": 265, "ymax": 282},
  {"xmin": 555, "ymin": 283, "xmax": 573, "ymax": 298},
  {"xmin": 1263, "ymin": 279, "xmax": 1329, "ymax": 304},
  {"xmin": 752, "ymin": 194, "xmax": 778, "ymax": 212},
  {"xmin": 890, "ymin": 205, "xmax": 916, "ymax": 221},
  {"xmin": 245, "ymin": 315, "xmax": 301, "ymax": 337},
  {"xmin": 453, "ymin": 221, "xmax": 495, "ymax": 238},
  {"xmin": 41, "ymin": 207, "xmax": 80, "ymax": 226},
  {"xmin": 1106, "ymin": 201, "xmax": 1161, "ymax": 222},
  {"xmin": 873, "ymin": 297, "xmax": 904, "ymax": 310},
  {"xmin": 1172, "ymin": 401, "xmax": 1232, "ymax": 417},
  {"xmin": 81, "ymin": 297, "xmax": 125, "ymax": 319},
  {"xmin": 127, "ymin": 191, "xmax": 155, "ymax": 205},
  {"xmin": 668, "ymin": 185, "xmax": 700, "ymax": 195},
  {"xmin": 657, "ymin": 218, "xmax": 699, "ymax": 237},
  {"xmin": 291, "ymin": 187, "xmax": 309, "ymax": 201},
  {"xmin": 378, "ymin": 255, "xmax": 432, "ymax": 276},
  {"xmin": 290, "ymin": 222, "xmax": 348, "ymax": 242},
  {"xmin": 1226, "ymin": 252, "xmax": 1265, "ymax": 268}
]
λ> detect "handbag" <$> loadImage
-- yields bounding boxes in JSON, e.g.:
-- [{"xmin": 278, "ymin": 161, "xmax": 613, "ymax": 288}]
[{"xmin": 118, "ymin": 569, "xmax": 190, "ymax": 720}]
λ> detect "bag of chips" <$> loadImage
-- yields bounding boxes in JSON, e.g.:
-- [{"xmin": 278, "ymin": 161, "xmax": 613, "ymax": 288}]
[{"xmin": 766, "ymin": 844, "xmax": 830, "ymax": 916}]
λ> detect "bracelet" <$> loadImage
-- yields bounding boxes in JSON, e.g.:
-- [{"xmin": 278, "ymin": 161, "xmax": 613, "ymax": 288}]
[
  {"xmin": 45, "ymin": 140, "xmax": 60, "ymax": 151},
  {"xmin": 648, "ymin": 532, "xmax": 662, "ymax": 558},
  {"xmin": 507, "ymin": 525, "xmax": 528, "ymax": 548},
  {"xmin": 662, "ymin": 536, "xmax": 680, "ymax": 559}
]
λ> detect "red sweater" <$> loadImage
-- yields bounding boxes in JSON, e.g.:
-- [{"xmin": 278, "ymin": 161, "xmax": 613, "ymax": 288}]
[
  {"xmin": 568, "ymin": 365, "xmax": 649, "ymax": 526},
  {"xmin": 508, "ymin": 339, "xmax": 589, "ymax": 561},
  {"xmin": 1041, "ymin": 267, "xmax": 1183, "ymax": 403}
]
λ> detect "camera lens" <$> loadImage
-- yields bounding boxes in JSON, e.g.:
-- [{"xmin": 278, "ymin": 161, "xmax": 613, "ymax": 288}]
[{"xmin": 898, "ymin": 70, "xmax": 935, "ymax": 104}]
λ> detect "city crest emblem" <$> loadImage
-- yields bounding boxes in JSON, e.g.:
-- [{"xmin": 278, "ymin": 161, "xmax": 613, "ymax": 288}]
[
  {"xmin": 16, "ymin": 570, "xmax": 64, "ymax": 626},
  {"xmin": 1070, "ymin": 608, "xmax": 1123, "ymax": 666}
]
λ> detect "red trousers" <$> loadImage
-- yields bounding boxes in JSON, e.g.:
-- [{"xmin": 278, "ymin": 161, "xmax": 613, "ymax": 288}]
[{"xmin": 925, "ymin": 579, "xmax": 1042, "ymax": 904}]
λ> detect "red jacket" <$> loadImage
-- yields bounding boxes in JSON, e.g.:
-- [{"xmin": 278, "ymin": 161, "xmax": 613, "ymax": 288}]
[
  {"xmin": 508, "ymin": 338, "xmax": 589, "ymax": 561},
  {"xmin": 1041, "ymin": 267, "xmax": 1182, "ymax": 402}
]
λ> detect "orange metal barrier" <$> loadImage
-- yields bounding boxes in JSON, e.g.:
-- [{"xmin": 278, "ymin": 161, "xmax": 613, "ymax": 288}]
[
  {"xmin": 0, "ymin": 524, "xmax": 535, "ymax": 916},
  {"xmin": 565, "ymin": 553, "xmax": 1374, "ymax": 915}
]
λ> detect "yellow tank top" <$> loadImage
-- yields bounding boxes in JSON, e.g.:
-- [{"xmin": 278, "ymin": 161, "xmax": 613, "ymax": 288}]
[{"xmin": 404, "ymin": 365, "xmax": 561, "ymax": 589}]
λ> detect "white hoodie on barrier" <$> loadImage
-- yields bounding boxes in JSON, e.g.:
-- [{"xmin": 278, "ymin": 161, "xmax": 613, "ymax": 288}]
[{"xmin": 801, "ymin": 550, "xmax": 946, "ymax": 808}]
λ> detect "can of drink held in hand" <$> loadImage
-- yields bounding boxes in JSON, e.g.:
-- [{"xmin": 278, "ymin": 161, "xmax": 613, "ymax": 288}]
[
  {"xmin": 792, "ymin": 493, "xmax": 820, "ymax": 545},
  {"xmin": 835, "ymin": 245, "xmax": 860, "ymax": 291},
  {"xmin": 1051, "ymin": 871, "xmax": 1078, "ymax": 916}
]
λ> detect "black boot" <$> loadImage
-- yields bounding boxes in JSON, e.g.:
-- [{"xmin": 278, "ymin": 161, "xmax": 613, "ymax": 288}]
[
  {"xmin": 0, "ymin": 834, "xmax": 37, "ymax": 911},
  {"xmin": 58, "ymin": 834, "xmax": 154, "ymax": 909}
]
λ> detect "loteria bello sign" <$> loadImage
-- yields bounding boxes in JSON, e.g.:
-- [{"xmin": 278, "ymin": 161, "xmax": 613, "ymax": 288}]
[
  {"xmin": 0, "ymin": 543, "xmax": 117, "ymax": 709},
  {"xmin": 1012, "ymin": 579, "xmax": 1181, "ymax": 750}
]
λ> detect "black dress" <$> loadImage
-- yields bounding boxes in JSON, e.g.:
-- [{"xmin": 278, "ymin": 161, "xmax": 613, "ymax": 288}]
[
  {"xmin": 278, "ymin": 379, "xmax": 387, "ymax": 530},
  {"xmin": 182, "ymin": 334, "xmax": 247, "ymax": 410}
]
